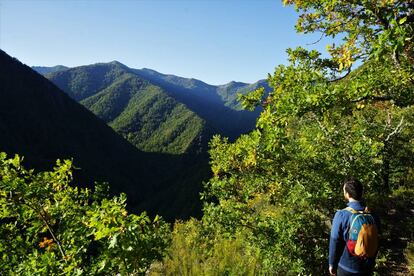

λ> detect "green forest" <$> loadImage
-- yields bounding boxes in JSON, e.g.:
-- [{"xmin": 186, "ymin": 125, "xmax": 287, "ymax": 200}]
[
  {"xmin": 1, "ymin": 0, "xmax": 414, "ymax": 274},
  {"xmin": 44, "ymin": 62, "xmax": 205, "ymax": 154}
]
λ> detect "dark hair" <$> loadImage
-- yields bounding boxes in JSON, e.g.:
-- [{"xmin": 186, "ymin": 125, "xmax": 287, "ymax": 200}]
[{"xmin": 343, "ymin": 178, "xmax": 363, "ymax": 200}]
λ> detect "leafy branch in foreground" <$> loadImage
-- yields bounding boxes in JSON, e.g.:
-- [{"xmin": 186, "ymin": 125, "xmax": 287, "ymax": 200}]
[
  {"xmin": 0, "ymin": 153, "xmax": 171, "ymax": 275},
  {"xmin": 159, "ymin": 1, "xmax": 414, "ymax": 274}
]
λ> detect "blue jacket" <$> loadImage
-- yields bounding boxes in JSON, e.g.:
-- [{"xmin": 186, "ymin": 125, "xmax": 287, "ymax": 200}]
[{"xmin": 329, "ymin": 201, "xmax": 380, "ymax": 273}]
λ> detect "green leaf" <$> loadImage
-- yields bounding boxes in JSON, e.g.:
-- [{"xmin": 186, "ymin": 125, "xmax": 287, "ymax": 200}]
[
  {"xmin": 108, "ymin": 233, "xmax": 118, "ymax": 249},
  {"xmin": 399, "ymin": 17, "xmax": 407, "ymax": 25}
]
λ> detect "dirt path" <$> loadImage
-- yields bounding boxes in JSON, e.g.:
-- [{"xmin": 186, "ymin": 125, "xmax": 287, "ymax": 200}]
[{"xmin": 373, "ymin": 192, "xmax": 414, "ymax": 275}]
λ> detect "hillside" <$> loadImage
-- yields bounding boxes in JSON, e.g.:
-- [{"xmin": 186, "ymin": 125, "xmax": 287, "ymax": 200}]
[
  {"xmin": 46, "ymin": 62, "xmax": 206, "ymax": 154},
  {"xmin": 0, "ymin": 50, "xmax": 208, "ymax": 220},
  {"xmin": 216, "ymin": 79, "xmax": 270, "ymax": 110},
  {"xmin": 43, "ymin": 62, "xmax": 270, "ymax": 153},
  {"xmin": 133, "ymin": 68, "xmax": 264, "ymax": 139},
  {"xmin": 33, "ymin": 62, "xmax": 269, "ymax": 220}
]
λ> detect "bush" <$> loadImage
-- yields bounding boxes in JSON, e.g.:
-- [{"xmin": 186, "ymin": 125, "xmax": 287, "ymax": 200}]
[{"xmin": 0, "ymin": 153, "xmax": 171, "ymax": 274}]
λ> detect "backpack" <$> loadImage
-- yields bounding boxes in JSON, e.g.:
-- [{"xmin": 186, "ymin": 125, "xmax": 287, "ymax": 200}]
[{"xmin": 344, "ymin": 207, "xmax": 378, "ymax": 258}]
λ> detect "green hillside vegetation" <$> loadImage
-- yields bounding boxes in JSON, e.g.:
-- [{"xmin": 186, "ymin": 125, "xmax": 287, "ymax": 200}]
[
  {"xmin": 46, "ymin": 61, "xmax": 129, "ymax": 101},
  {"xmin": 216, "ymin": 80, "xmax": 269, "ymax": 110},
  {"xmin": 85, "ymin": 79, "xmax": 205, "ymax": 153},
  {"xmin": 41, "ymin": 61, "xmax": 264, "ymax": 221},
  {"xmin": 41, "ymin": 61, "xmax": 270, "ymax": 151},
  {"xmin": 47, "ymin": 63, "xmax": 206, "ymax": 154},
  {"xmin": 153, "ymin": 1, "xmax": 414, "ymax": 274},
  {"xmin": 0, "ymin": 50, "xmax": 157, "ymax": 197},
  {"xmin": 133, "ymin": 68, "xmax": 266, "ymax": 140}
]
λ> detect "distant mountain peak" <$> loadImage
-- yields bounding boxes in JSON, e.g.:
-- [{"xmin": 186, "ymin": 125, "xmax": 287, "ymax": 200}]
[
  {"xmin": 108, "ymin": 60, "xmax": 126, "ymax": 66},
  {"xmin": 219, "ymin": 80, "xmax": 248, "ymax": 89},
  {"xmin": 88, "ymin": 60, "xmax": 129, "ymax": 70}
]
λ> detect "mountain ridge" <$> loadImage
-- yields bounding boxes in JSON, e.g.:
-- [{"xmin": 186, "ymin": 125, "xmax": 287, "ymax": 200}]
[
  {"xmin": 39, "ymin": 61, "xmax": 270, "ymax": 152},
  {"xmin": 33, "ymin": 62, "xmax": 265, "ymax": 88},
  {"xmin": 32, "ymin": 65, "xmax": 68, "ymax": 75},
  {"xmin": 45, "ymin": 62, "xmax": 209, "ymax": 154}
]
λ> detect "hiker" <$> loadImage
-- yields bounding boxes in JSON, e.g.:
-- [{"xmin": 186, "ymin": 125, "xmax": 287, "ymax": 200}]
[{"xmin": 329, "ymin": 178, "xmax": 380, "ymax": 276}]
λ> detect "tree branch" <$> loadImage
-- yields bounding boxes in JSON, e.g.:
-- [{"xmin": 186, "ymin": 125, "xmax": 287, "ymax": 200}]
[
  {"xmin": 39, "ymin": 208, "xmax": 67, "ymax": 260},
  {"xmin": 21, "ymin": 198, "xmax": 67, "ymax": 261},
  {"xmin": 392, "ymin": 50, "xmax": 402, "ymax": 69},
  {"xmin": 328, "ymin": 67, "xmax": 352, "ymax": 83},
  {"xmin": 306, "ymin": 33, "xmax": 325, "ymax": 46},
  {"xmin": 385, "ymin": 116, "xmax": 405, "ymax": 142}
]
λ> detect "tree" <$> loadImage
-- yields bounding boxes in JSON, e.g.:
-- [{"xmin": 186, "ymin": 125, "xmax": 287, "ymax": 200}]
[
  {"xmin": 170, "ymin": 1, "xmax": 414, "ymax": 274},
  {"xmin": 0, "ymin": 153, "xmax": 170, "ymax": 274},
  {"xmin": 284, "ymin": 0, "xmax": 414, "ymax": 69}
]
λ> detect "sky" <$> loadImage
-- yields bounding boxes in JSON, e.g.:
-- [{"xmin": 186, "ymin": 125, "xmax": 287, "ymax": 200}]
[{"xmin": 0, "ymin": 0, "xmax": 335, "ymax": 85}]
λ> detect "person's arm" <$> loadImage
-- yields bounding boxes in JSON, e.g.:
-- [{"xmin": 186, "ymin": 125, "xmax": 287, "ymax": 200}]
[{"xmin": 329, "ymin": 211, "xmax": 345, "ymax": 274}]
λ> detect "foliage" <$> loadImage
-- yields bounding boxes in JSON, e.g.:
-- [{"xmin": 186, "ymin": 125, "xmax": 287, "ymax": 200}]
[
  {"xmin": 284, "ymin": 0, "xmax": 414, "ymax": 70},
  {"xmin": 368, "ymin": 187, "xmax": 414, "ymax": 274},
  {"xmin": 0, "ymin": 153, "xmax": 171, "ymax": 274},
  {"xmin": 152, "ymin": 219, "xmax": 260, "ymax": 276},
  {"xmin": 406, "ymin": 242, "xmax": 414, "ymax": 271},
  {"xmin": 163, "ymin": 0, "xmax": 414, "ymax": 274}
]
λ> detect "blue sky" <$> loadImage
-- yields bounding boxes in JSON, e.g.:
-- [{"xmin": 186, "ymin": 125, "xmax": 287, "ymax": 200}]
[{"xmin": 0, "ymin": 0, "xmax": 335, "ymax": 84}]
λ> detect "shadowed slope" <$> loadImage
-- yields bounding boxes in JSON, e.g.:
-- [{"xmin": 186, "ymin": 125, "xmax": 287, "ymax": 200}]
[
  {"xmin": 32, "ymin": 65, "xmax": 68, "ymax": 75},
  {"xmin": 0, "ymin": 50, "xmax": 208, "ymax": 220}
]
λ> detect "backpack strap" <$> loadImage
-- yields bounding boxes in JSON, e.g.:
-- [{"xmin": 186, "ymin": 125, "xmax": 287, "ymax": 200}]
[
  {"xmin": 343, "ymin": 207, "xmax": 365, "ymax": 241},
  {"xmin": 344, "ymin": 206, "xmax": 375, "ymax": 238},
  {"xmin": 344, "ymin": 206, "xmax": 364, "ymax": 214}
]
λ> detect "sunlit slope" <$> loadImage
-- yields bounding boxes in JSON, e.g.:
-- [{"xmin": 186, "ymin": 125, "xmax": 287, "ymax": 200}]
[{"xmin": 47, "ymin": 62, "xmax": 206, "ymax": 154}]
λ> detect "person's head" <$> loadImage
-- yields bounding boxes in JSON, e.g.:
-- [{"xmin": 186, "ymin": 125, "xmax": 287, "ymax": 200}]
[{"xmin": 343, "ymin": 178, "xmax": 363, "ymax": 201}]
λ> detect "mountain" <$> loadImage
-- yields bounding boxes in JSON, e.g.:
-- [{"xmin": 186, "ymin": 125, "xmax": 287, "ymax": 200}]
[
  {"xmin": 32, "ymin": 65, "xmax": 68, "ymax": 75},
  {"xmin": 39, "ymin": 63, "xmax": 269, "ymax": 143},
  {"xmin": 30, "ymin": 62, "xmax": 270, "ymax": 220},
  {"xmin": 216, "ymin": 79, "xmax": 270, "ymax": 110},
  {"xmin": 45, "ymin": 62, "xmax": 207, "ymax": 154},
  {"xmin": 0, "ymin": 50, "xmax": 208, "ymax": 220},
  {"xmin": 133, "ymin": 68, "xmax": 263, "ymax": 139},
  {"xmin": 132, "ymin": 68, "xmax": 269, "ymax": 110}
]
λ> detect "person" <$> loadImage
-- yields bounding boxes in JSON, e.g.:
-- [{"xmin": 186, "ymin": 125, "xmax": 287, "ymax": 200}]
[{"xmin": 328, "ymin": 178, "xmax": 380, "ymax": 276}]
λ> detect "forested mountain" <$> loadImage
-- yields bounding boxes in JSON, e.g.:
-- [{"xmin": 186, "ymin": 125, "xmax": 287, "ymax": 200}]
[
  {"xmin": 216, "ymin": 79, "xmax": 270, "ymax": 110},
  {"xmin": 132, "ymin": 67, "xmax": 269, "ymax": 110},
  {"xmin": 133, "ymin": 68, "xmax": 264, "ymax": 138},
  {"xmin": 45, "ymin": 62, "xmax": 208, "ymax": 154},
  {"xmin": 30, "ymin": 61, "xmax": 269, "ymax": 220},
  {"xmin": 39, "ymin": 63, "xmax": 268, "ymax": 145},
  {"xmin": 0, "ymin": 50, "xmax": 209, "ymax": 220}
]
